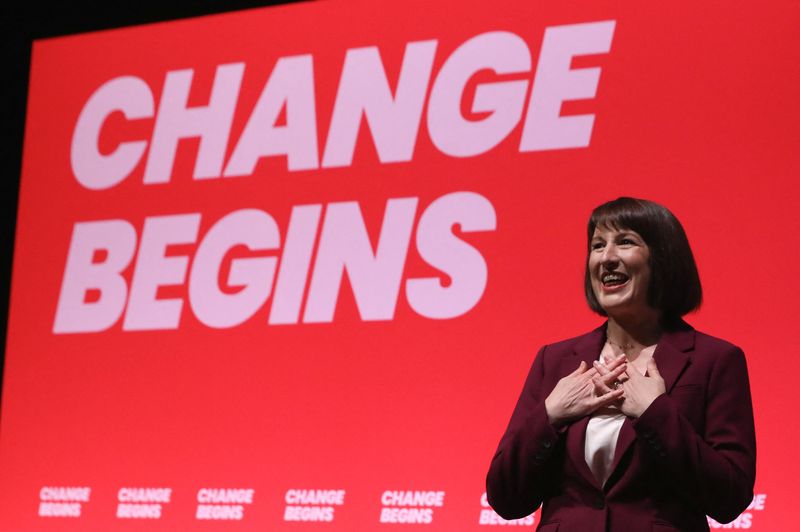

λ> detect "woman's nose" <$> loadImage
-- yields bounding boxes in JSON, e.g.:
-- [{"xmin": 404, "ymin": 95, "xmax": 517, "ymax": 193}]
[{"xmin": 601, "ymin": 244, "xmax": 619, "ymax": 265}]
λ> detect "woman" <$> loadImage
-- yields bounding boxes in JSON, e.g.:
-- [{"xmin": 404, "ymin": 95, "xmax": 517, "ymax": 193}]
[{"xmin": 486, "ymin": 197, "xmax": 756, "ymax": 532}]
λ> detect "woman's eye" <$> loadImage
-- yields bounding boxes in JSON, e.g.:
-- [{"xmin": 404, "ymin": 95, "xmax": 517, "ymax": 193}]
[{"xmin": 591, "ymin": 242, "xmax": 604, "ymax": 250}]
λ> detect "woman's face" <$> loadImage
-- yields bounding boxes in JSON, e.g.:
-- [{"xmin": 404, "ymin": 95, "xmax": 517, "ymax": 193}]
[{"xmin": 589, "ymin": 225, "xmax": 652, "ymax": 317}]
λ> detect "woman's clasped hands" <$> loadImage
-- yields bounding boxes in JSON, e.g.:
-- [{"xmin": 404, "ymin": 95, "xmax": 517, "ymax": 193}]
[
  {"xmin": 544, "ymin": 355, "xmax": 627, "ymax": 426},
  {"xmin": 593, "ymin": 355, "xmax": 667, "ymax": 418},
  {"xmin": 544, "ymin": 354, "xmax": 667, "ymax": 426}
]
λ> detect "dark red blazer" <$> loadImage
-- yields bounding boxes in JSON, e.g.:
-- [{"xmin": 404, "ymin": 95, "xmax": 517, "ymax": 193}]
[{"xmin": 486, "ymin": 322, "xmax": 756, "ymax": 532}]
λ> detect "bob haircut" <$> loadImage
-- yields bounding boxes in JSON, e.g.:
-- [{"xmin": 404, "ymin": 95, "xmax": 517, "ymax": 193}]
[{"xmin": 584, "ymin": 197, "xmax": 702, "ymax": 325}]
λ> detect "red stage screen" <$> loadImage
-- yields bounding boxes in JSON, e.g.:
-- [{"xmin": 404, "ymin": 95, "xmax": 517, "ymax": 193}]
[{"xmin": 1, "ymin": 0, "xmax": 797, "ymax": 529}]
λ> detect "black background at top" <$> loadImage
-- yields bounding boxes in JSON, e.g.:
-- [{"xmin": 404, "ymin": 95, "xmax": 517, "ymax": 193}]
[{"xmin": 0, "ymin": 1, "xmax": 303, "ymax": 398}]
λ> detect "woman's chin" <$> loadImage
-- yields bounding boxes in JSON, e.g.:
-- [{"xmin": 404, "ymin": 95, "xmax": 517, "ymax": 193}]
[{"xmin": 602, "ymin": 301, "xmax": 660, "ymax": 324}]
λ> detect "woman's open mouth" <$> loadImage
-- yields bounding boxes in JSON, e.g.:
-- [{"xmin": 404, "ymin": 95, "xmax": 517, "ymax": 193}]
[{"xmin": 601, "ymin": 272, "xmax": 629, "ymax": 291}]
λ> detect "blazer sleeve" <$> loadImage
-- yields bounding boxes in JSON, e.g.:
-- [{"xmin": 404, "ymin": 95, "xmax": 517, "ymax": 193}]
[
  {"xmin": 485, "ymin": 345, "xmax": 566, "ymax": 520},
  {"xmin": 632, "ymin": 344, "xmax": 756, "ymax": 523}
]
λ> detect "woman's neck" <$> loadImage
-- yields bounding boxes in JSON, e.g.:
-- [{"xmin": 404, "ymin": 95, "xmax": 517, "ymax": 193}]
[{"xmin": 606, "ymin": 311, "xmax": 662, "ymax": 349}]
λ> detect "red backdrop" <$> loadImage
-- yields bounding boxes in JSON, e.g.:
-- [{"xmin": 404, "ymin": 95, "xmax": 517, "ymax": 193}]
[{"xmin": 1, "ymin": 0, "xmax": 797, "ymax": 529}]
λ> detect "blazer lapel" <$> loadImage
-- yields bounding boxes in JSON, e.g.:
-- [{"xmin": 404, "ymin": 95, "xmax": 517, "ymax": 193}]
[
  {"xmin": 652, "ymin": 323, "xmax": 694, "ymax": 393},
  {"xmin": 605, "ymin": 323, "xmax": 695, "ymax": 488},
  {"xmin": 562, "ymin": 325, "xmax": 606, "ymax": 490},
  {"xmin": 566, "ymin": 416, "xmax": 599, "ymax": 489},
  {"xmin": 606, "ymin": 418, "xmax": 635, "ymax": 490}
]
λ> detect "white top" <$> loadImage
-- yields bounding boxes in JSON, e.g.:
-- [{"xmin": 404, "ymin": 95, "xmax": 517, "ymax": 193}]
[
  {"xmin": 584, "ymin": 350, "xmax": 651, "ymax": 486},
  {"xmin": 584, "ymin": 402, "xmax": 625, "ymax": 486}
]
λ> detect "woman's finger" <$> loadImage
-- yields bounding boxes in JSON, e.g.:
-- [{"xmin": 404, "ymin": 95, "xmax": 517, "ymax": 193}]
[
  {"xmin": 592, "ymin": 375, "xmax": 612, "ymax": 396},
  {"xmin": 601, "ymin": 363, "xmax": 627, "ymax": 387},
  {"xmin": 571, "ymin": 360, "xmax": 588, "ymax": 375},
  {"xmin": 592, "ymin": 363, "xmax": 626, "ymax": 396},
  {"xmin": 592, "ymin": 360, "xmax": 610, "ymax": 377},
  {"xmin": 603, "ymin": 354, "xmax": 627, "ymax": 371},
  {"xmin": 593, "ymin": 353, "xmax": 625, "ymax": 376},
  {"xmin": 591, "ymin": 387, "xmax": 624, "ymax": 408}
]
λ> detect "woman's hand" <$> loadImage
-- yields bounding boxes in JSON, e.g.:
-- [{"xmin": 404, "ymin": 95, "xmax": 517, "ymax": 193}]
[
  {"xmin": 591, "ymin": 354, "xmax": 629, "ymax": 395},
  {"xmin": 619, "ymin": 357, "xmax": 666, "ymax": 418},
  {"xmin": 544, "ymin": 359, "xmax": 626, "ymax": 426}
]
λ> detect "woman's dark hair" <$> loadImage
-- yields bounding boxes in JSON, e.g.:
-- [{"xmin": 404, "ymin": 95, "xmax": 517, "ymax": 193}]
[{"xmin": 584, "ymin": 197, "xmax": 702, "ymax": 325}]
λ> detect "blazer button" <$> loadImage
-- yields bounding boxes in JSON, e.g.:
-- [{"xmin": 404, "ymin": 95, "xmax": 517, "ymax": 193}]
[
  {"xmin": 543, "ymin": 440, "xmax": 552, "ymax": 448},
  {"xmin": 593, "ymin": 495, "xmax": 605, "ymax": 509}
]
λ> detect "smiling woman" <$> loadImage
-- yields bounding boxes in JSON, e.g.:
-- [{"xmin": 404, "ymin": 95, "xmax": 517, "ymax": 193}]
[
  {"xmin": 584, "ymin": 198, "xmax": 703, "ymax": 328},
  {"xmin": 588, "ymin": 225, "xmax": 653, "ymax": 322},
  {"xmin": 486, "ymin": 197, "xmax": 756, "ymax": 532}
]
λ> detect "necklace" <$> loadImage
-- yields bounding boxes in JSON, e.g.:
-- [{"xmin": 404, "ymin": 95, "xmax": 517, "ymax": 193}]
[{"xmin": 607, "ymin": 338, "xmax": 636, "ymax": 352}]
